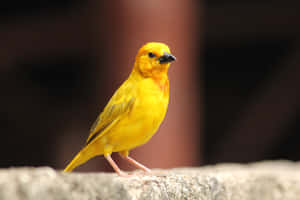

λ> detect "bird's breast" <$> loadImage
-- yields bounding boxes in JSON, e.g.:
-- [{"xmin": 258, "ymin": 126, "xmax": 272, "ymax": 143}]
[
  {"xmin": 126, "ymin": 80, "xmax": 169, "ymax": 142},
  {"xmin": 134, "ymin": 80, "xmax": 169, "ymax": 129},
  {"xmin": 108, "ymin": 78, "xmax": 169, "ymax": 151}
]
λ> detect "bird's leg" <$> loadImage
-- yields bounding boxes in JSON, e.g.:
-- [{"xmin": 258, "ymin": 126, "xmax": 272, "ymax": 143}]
[
  {"xmin": 119, "ymin": 151, "xmax": 151, "ymax": 173},
  {"xmin": 104, "ymin": 154, "xmax": 128, "ymax": 177}
]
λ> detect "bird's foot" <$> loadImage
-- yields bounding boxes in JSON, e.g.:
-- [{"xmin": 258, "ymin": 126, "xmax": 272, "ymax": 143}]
[{"xmin": 117, "ymin": 171, "xmax": 135, "ymax": 177}]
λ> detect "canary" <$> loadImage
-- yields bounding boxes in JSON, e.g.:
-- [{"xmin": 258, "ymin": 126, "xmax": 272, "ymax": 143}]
[{"xmin": 64, "ymin": 42, "xmax": 176, "ymax": 176}]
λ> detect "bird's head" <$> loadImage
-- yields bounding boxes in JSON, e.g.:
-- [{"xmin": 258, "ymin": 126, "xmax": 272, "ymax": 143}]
[{"xmin": 134, "ymin": 42, "xmax": 176, "ymax": 78}]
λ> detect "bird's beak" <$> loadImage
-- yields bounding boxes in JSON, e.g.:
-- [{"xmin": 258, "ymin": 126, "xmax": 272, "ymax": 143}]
[{"xmin": 158, "ymin": 52, "xmax": 176, "ymax": 64}]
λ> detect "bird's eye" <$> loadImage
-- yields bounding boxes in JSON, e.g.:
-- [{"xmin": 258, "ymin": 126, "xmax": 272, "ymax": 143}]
[{"xmin": 148, "ymin": 52, "xmax": 156, "ymax": 58}]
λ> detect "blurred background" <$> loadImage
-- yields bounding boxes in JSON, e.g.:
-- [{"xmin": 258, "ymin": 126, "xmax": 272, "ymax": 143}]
[{"xmin": 1, "ymin": 0, "xmax": 300, "ymax": 172}]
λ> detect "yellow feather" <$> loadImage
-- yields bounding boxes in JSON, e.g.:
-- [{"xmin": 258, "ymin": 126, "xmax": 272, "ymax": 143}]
[{"xmin": 64, "ymin": 42, "xmax": 175, "ymax": 173}]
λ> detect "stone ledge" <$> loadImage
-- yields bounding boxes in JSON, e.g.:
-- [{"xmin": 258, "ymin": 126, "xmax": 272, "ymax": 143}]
[{"xmin": 0, "ymin": 161, "xmax": 300, "ymax": 200}]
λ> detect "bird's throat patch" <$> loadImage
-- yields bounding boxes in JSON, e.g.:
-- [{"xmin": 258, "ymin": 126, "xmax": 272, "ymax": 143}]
[{"xmin": 153, "ymin": 76, "xmax": 169, "ymax": 95}]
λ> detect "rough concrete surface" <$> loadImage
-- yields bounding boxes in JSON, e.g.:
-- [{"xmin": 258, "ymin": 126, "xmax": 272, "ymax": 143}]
[{"xmin": 0, "ymin": 161, "xmax": 300, "ymax": 200}]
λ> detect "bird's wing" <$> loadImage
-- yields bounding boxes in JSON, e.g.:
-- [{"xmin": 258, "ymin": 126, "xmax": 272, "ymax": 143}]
[{"xmin": 86, "ymin": 82, "xmax": 135, "ymax": 145}]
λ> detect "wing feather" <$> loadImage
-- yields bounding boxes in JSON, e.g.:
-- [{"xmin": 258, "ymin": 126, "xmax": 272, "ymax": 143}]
[{"xmin": 86, "ymin": 81, "xmax": 135, "ymax": 145}]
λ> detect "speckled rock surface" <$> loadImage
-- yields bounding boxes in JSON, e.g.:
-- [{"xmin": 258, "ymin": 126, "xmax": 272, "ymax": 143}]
[{"xmin": 0, "ymin": 161, "xmax": 300, "ymax": 200}]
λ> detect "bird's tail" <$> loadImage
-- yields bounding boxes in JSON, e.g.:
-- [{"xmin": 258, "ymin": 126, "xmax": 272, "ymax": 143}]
[{"xmin": 64, "ymin": 144, "xmax": 100, "ymax": 172}]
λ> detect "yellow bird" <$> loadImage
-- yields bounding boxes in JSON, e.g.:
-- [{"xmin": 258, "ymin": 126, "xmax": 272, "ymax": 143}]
[{"xmin": 64, "ymin": 42, "xmax": 176, "ymax": 176}]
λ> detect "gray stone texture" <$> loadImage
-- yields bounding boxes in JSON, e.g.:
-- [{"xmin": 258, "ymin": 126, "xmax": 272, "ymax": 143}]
[{"xmin": 0, "ymin": 161, "xmax": 300, "ymax": 200}]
